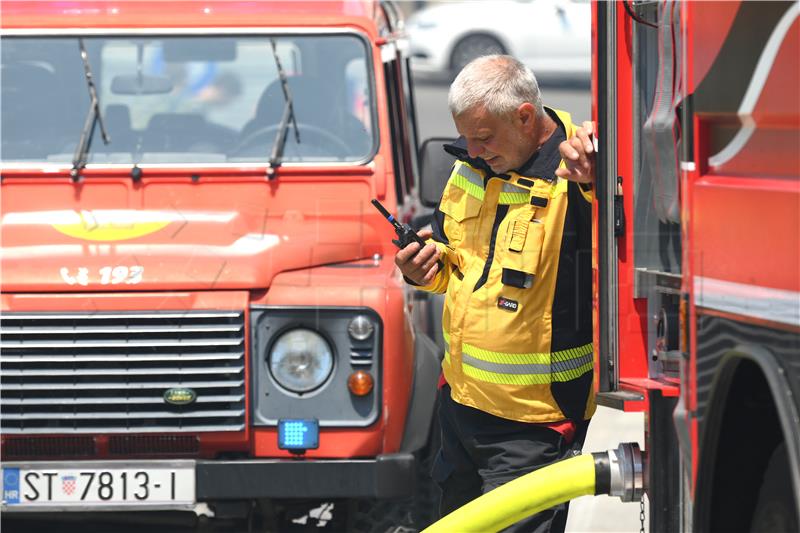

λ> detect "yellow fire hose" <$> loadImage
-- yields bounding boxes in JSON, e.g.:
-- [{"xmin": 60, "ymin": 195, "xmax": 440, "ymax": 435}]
[{"xmin": 423, "ymin": 443, "xmax": 644, "ymax": 533}]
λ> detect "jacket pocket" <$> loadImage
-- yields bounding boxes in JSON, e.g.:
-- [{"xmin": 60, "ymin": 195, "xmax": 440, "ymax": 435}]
[
  {"xmin": 439, "ymin": 183, "xmax": 481, "ymax": 244},
  {"xmin": 501, "ymin": 220, "xmax": 545, "ymax": 289}
]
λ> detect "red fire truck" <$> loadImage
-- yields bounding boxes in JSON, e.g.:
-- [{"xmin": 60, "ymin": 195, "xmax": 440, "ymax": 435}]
[
  {"xmin": 0, "ymin": 1, "xmax": 442, "ymax": 530},
  {"xmin": 416, "ymin": 2, "xmax": 798, "ymax": 530},
  {"xmin": 593, "ymin": 1, "xmax": 799, "ymax": 530}
]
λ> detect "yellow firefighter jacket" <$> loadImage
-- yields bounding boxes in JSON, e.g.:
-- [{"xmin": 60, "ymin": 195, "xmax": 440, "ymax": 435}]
[{"xmin": 421, "ymin": 108, "xmax": 596, "ymax": 423}]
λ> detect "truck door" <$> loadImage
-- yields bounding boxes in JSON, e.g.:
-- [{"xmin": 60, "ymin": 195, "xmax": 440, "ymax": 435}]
[{"xmin": 595, "ymin": 2, "xmax": 684, "ymax": 529}]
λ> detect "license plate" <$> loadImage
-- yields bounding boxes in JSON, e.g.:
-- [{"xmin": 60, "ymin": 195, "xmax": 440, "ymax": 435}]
[{"xmin": 2, "ymin": 461, "xmax": 195, "ymax": 511}]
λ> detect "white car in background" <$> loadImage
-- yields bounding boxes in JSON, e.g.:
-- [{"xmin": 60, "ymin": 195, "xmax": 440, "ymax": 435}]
[{"xmin": 406, "ymin": 0, "xmax": 590, "ymax": 82}]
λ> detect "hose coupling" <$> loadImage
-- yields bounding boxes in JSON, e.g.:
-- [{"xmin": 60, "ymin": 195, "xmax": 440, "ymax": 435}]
[{"xmin": 592, "ymin": 442, "xmax": 645, "ymax": 502}]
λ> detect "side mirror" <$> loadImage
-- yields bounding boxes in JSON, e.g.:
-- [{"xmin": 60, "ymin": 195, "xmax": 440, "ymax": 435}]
[{"xmin": 418, "ymin": 137, "xmax": 456, "ymax": 207}]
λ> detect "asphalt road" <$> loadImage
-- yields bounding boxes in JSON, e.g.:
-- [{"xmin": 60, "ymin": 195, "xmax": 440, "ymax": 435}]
[{"xmin": 414, "ymin": 77, "xmax": 649, "ymax": 533}]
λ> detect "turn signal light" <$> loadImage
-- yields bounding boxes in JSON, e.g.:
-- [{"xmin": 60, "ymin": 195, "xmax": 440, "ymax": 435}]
[{"xmin": 347, "ymin": 371, "xmax": 374, "ymax": 396}]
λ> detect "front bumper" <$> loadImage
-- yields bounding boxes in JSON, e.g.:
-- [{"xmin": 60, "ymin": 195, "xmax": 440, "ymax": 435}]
[
  {"xmin": 0, "ymin": 454, "xmax": 415, "ymax": 513},
  {"xmin": 197, "ymin": 453, "xmax": 416, "ymax": 500}
]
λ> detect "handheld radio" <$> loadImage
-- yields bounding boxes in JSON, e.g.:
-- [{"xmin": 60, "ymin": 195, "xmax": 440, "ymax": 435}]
[{"xmin": 371, "ymin": 199, "xmax": 428, "ymax": 249}]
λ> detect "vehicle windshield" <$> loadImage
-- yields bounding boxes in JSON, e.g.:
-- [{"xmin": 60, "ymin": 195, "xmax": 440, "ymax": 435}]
[{"xmin": 1, "ymin": 34, "xmax": 375, "ymax": 165}]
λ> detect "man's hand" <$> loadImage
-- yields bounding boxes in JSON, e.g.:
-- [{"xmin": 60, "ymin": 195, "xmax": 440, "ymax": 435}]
[
  {"xmin": 556, "ymin": 120, "xmax": 596, "ymax": 183},
  {"xmin": 394, "ymin": 228, "xmax": 442, "ymax": 285}
]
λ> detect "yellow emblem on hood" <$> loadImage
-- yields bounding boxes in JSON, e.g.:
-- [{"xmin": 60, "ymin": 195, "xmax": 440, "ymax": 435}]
[{"xmin": 52, "ymin": 210, "xmax": 172, "ymax": 241}]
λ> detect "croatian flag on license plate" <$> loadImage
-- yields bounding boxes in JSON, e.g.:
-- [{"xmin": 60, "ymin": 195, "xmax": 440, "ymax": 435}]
[{"xmin": 61, "ymin": 475, "xmax": 77, "ymax": 496}]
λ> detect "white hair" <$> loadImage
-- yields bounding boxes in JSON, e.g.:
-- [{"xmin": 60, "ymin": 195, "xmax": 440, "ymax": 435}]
[{"xmin": 448, "ymin": 55, "xmax": 544, "ymax": 119}]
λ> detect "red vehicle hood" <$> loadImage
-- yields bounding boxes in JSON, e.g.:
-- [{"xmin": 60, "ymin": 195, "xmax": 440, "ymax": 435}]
[{"xmin": 1, "ymin": 178, "xmax": 386, "ymax": 292}]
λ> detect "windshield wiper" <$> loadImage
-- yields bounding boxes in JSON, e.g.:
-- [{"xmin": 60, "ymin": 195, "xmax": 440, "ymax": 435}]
[
  {"xmin": 71, "ymin": 38, "xmax": 110, "ymax": 182},
  {"xmin": 267, "ymin": 38, "xmax": 301, "ymax": 179}
]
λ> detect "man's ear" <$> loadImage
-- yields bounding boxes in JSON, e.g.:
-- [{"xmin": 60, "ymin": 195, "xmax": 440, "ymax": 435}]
[{"xmin": 517, "ymin": 102, "xmax": 537, "ymax": 132}]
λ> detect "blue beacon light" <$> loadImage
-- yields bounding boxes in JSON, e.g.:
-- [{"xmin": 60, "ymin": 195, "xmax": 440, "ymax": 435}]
[{"xmin": 278, "ymin": 419, "xmax": 320, "ymax": 452}]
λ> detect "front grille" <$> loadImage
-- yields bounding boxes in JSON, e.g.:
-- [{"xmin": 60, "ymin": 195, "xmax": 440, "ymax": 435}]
[
  {"xmin": 2, "ymin": 436, "xmax": 96, "ymax": 458},
  {"xmin": 1, "ymin": 311, "xmax": 246, "ymax": 434},
  {"xmin": 109, "ymin": 435, "xmax": 200, "ymax": 456}
]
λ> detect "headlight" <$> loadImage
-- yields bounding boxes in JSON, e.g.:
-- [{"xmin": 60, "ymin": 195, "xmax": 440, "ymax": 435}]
[
  {"xmin": 347, "ymin": 315, "xmax": 374, "ymax": 341},
  {"xmin": 269, "ymin": 329, "xmax": 334, "ymax": 393}
]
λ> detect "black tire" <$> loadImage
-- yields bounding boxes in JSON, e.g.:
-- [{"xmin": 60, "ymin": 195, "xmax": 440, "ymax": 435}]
[
  {"xmin": 749, "ymin": 442, "xmax": 799, "ymax": 533},
  {"xmin": 449, "ymin": 34, "xmax": 507, "ymax": 77}
]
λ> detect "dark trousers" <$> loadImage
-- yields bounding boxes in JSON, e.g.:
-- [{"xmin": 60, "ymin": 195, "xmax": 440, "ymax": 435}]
[{"xmin": 431, "ymin": 385, "xmax": 590, "ymax": 533}]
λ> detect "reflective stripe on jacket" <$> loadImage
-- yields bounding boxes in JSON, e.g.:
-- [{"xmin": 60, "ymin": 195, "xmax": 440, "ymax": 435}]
[{"xmin": 421, "ymin": 108, "xmax": 596, "ymax": 423}]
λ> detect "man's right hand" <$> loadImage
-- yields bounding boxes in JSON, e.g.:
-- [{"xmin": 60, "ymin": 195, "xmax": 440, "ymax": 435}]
[{"xmin": 394, "ymin": 228, "xmax": 442, "ymax": 285}]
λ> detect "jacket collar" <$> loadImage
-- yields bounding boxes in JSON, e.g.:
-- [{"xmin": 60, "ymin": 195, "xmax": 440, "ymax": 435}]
[{"xmin": 444, "ymin": 106, "xmax": 567, "ymax": 182}]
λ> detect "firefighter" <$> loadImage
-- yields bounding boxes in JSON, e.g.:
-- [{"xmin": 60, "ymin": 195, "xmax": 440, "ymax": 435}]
[{"xmin": 395, "ymin": 55, "xmax": 596, "ymax": 532}]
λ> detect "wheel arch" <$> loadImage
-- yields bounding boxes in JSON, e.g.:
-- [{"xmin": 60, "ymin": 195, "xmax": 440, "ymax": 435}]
[{"xmin": 693, "ymin": 344, "xmax": 800, "ymax": 532}]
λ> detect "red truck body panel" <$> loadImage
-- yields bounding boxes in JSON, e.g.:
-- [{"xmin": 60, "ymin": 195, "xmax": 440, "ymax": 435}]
[{"xmin": 595, "ymin": 1, "xmax": 800, "ymax": 528}]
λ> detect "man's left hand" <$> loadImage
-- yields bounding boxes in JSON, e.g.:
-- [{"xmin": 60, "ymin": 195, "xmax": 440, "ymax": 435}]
[{"xmin": 556, "ymin": 120, "xmax": 595, "ymax": 183}]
